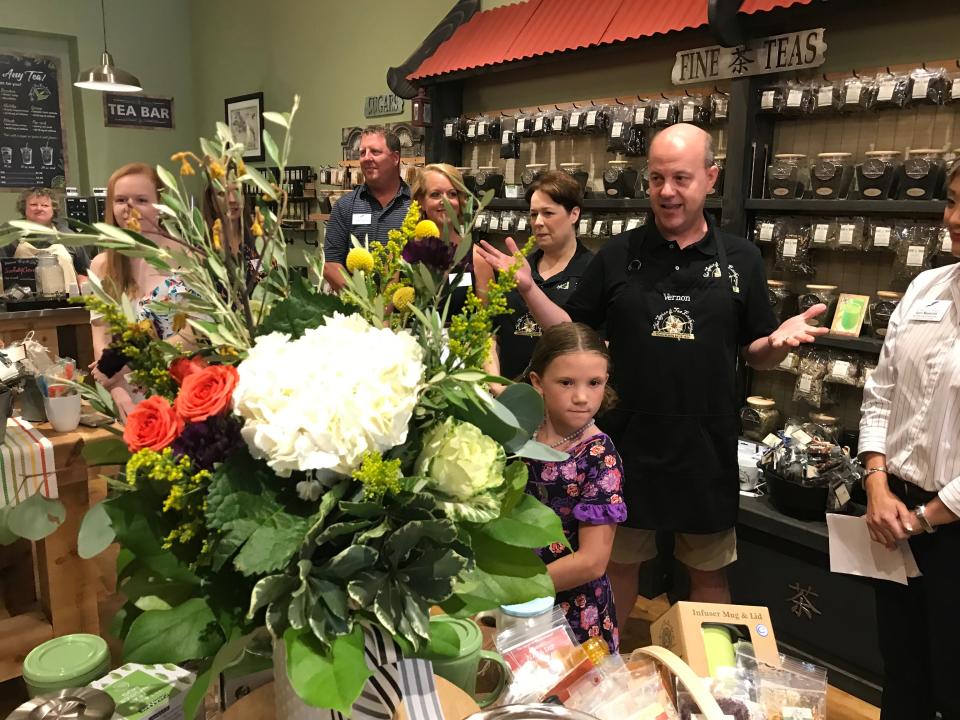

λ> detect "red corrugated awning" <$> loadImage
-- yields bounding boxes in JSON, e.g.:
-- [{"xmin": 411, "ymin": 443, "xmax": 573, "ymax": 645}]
[{"xmin": 408, "ymin": 0, "xmax": 816, "ymax": 81}]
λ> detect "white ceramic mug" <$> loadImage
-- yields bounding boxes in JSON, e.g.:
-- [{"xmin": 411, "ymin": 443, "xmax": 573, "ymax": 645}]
[
  {"xmin": 43, "ymin": 394, "xmax": 81, "ymax": 432},
  {"xmin": 738, "ymin": 456, "xmax": 761, "ymax": 491}
]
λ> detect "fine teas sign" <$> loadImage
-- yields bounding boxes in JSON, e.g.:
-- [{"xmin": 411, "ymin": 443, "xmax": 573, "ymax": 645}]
[
  {"xmin": 672, "ymin": 28, "xmax": 827, "ymax": 85},
  {"xmin": 103, "ymin": 93, "xmax": 175, "ymax": 129}
]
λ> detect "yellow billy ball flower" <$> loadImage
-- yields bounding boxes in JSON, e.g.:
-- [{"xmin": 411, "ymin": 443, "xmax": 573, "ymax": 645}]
[
  {"xmin": 392, "ymin": 286, "xmax": 415, "ymax": 310},
  {"xmin": 414, "ymin": 219, "xmax": 441, "ymax": 239},
  {"xmin": 235, "ymin": 159, "xmax": 246, "ymax": 175},
  {"xmin": 346, "ymin": 247, "xmax": 374, "ymax": 274},
  {"xmin": 208, "ymin": 160, "xmax": 226, "ymax": 181},
  {"xmin": 211, "ymin": 218, "xmax": 223, "ymax": 251},
  {"xmin": 124, "ymin": 207, "xmax": 142, "ymax": 233}
]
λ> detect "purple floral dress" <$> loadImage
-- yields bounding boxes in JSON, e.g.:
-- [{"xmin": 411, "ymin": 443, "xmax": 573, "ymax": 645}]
[{"xmin": 524, "ymin": 432, "xmax": 627, "ymax": 654}]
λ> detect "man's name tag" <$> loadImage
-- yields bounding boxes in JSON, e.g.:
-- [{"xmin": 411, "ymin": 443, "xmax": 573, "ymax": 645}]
[
  {"xmin": 909, "ymin": 299, "xmax": 950, "ymax": 322},
  {"xmin": 352, "ymin": 213, "xmax": 372, "ymax": 225}
]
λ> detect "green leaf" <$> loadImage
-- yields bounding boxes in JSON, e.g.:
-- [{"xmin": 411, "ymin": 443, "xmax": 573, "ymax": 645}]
[
  {"xmin": 82, "ymin": 436, "xmax": 130, "ymax": 466},
  {"xmin": 262, "ymin": 130, "xmax": 280, "ymax": 167},
  {"xmin": 122, "ymin": 598, "xmax": 222, "ymax": 664},
  {"xmin": 133, "ymin": 595, "xmax": 172, "ymax": 612},
  {"xmin": 234, "ymin": 514, "xmax": 310, "ymax": 576},
  {"xmin": 243, "ymin": 165, "xmax": 278, "ymax": 200},
  {"xmin": 510, "ymin": 438, "xmax": 569, "ymax": 462},
  {"xmin": 0, "ymin": 507, "xmax": 19, "ymax": 545},
  {"xmin": 427, "ymin": 619, "xmax": 462, "ymax": 657},
  {"xmin": 484, "ymin": 494, "xmax": 567, "ymax": 549},
  {"xmin": 321, "ymin": 544, "xmax": 377, "ymax": 580},
  {"xmin": 156, "ymin": 164, "xmax": 180, "ymax": 193},
  {"xmin": 284, "ymin": 625, "xmax": 371, "ymax": 715},
  {"xmin": 248, "ymin": 574, "xmax": 299, "ymax": 618},
  {"xmin": 499, "ymin": 460, "xmax": 528, "ymax": 516},
  {"xmin": 263, "ymin": 111, "xmax": 290, "ymax": 128},
  {"xmin": 338, "ymin": 501, "xmax": 385, "ymax": 519},
  {"xmin": 6, "ymin": 493, "xmax": 65, "ymax": 541},
  {"xmin": 182, "ymin": 629, "xmax": 257, "ymax": 720},
  {"xmin": 498, "ymin": 382, "xmax": 544, "ymax": 436},
  {"xmin": 78, "ymin": 501, "xmax": 115, "ymax": 558},
  {"xmin": 257, "ymin": 273, "xmax": 355, "ymax": 339}
]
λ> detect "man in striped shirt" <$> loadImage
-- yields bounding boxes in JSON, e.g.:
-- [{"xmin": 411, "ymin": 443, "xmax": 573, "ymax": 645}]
[{"xmin": 322, "ymin": 126, "xmax": 411, "ymax": 291}]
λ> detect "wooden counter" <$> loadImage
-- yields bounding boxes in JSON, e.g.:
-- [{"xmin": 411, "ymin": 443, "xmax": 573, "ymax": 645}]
[
  {"xmin": 0, "ymin": 423, "xmax": 113, "ymax": 681},
  {"xmin": 0, "ymin": 307, "xmax": 93, "ymax": 368}
]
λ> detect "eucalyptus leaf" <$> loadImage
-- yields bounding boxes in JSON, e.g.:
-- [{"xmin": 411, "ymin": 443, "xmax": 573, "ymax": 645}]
[
  {"xmin": 262, "ymin": 130, "xmax": 280, "ymax": 167},
  {"xmin": 263, "ymin": 111, "xmax": 290, "ymax": 128},
  {"xmin": 78, "ymin": 501, "xmax": 115, "ymax": 558},
  {"xmin": 243, "ymin": 165, "xmax": 278, "ymax": 199},
  {"xmin": 156, "ymin": 164, "xmax": 180, "ymax": 193},
  {"xmin": 284, "ymin": 625, "xmax": 370, "ymax": 715},
  {"xmin": 509, "ymin": 438, "xmax": 569, "ymax": 462},
  {"xmin": 7, "ymin": 493, "xmax": 65, "ymax": 541},
  {"xmin": 497, "ymin": 382, "xmax": 544, "ymax": 436}
]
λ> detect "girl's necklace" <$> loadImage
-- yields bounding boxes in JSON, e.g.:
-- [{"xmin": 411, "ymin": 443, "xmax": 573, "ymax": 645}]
[{"xmin": 540, "ymin": 419, "xmax": 594, "ymax": 449}]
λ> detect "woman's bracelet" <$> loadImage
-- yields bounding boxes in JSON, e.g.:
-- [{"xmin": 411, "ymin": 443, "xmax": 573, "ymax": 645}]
[{"xmin": 864, "ymin": 466, "xmax": 888, "ymax": 477}]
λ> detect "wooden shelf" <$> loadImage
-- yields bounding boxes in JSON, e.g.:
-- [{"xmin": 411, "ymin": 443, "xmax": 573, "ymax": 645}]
[
  {"xmin": 308, "ymin": 213, "xmax": 331, "ymax": 222},
  {"xmin": 745, "ymin": 198, "xmax": 946, "ymax": 216},
  {"xmin": 487, "ymin": 197, "xmax": 722, "ymax": 211},
  {"xmin": 280, "ymin": 221, "xmax": 318, "ymax": 231},
  {"xmin": 339, "ymin": 156, "xmax": 425, "ymax": 168},
  {"xmin": 814, "ymin": 333, "xmax": 884, "ymax": 355}
]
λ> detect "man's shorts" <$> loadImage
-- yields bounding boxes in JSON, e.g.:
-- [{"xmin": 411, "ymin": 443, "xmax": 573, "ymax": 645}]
[{"xmin": 610, "ymin": 526, "xmax": 737, "ymax": 571}]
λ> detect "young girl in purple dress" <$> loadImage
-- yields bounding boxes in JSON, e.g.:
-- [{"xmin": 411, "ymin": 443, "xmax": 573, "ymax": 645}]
[{"xmin": 525, "ymin": 322, "xmax": 627, "ymax": 653}]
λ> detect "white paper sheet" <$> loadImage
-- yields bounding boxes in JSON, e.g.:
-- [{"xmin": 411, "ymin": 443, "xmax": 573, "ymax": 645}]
[{"xmin": 826, "ymin": 514, "xmax": 921, "ymax": 585}]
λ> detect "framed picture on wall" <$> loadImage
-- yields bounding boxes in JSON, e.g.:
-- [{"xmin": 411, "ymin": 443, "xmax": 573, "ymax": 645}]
[{"xmin": 224, "ymin": 92, "xmax": 264, "ymax": 162}]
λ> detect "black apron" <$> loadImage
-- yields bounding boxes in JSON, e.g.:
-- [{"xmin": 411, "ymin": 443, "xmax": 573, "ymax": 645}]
[{"xmin": 599, "ymin": 226, "xmax": 740, "ymax": 533}]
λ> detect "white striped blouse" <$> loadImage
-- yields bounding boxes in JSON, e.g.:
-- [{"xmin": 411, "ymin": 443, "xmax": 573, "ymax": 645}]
[{"xmin": 859, "ymin": 262, "xmax": 960, "ymax": 516}]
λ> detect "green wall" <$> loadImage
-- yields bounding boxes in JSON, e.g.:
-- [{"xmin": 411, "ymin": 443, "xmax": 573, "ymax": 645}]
[{"xmin": 0, "ymin": 0, "xmax": 198, "ymax": 220}]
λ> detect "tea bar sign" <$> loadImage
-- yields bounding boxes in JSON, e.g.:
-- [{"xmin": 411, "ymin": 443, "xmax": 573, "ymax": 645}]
[
  {"xmin": 672, "ymin": 28, "xmax": 826, "ymax": 85},
  {"xmin": 104, "ymin": 93, "xmax": 174, "ymax": 129}
]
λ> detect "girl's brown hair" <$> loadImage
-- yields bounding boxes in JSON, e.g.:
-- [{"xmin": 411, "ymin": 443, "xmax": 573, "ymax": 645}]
[
  {"xmin": 100, "ymin": 162, "xmax": 162, "ymax": 298},
  {"xmin": 524, "ymin": 170, "xmax": 583, "ymax": 213},
  {"xmin": 527, "ymin": 322, "xmax": 617, "ymax": 414}
]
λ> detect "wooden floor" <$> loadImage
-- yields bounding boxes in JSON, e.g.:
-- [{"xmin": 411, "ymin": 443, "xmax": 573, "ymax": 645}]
[{"xmin": 625, "ymin": 595, "xmax": 881, "ymax": 720}]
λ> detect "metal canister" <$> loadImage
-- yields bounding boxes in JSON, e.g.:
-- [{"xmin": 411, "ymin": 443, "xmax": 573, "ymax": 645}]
[{"xmin": 6, "ymin": 688, "xmax": 115, "ymax": 720}]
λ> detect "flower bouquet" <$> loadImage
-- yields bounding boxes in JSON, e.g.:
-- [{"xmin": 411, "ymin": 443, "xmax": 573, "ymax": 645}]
[{"xmin": 3, "ymin": 97, "xmax": 567, "ymax": 717}]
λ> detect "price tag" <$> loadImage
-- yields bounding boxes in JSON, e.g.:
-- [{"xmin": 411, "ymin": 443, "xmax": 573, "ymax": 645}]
[
  {"xmin": 759, "ymin": 223, "xmax": 774, "ymax": 241},
  {"xmin": 593, "ymin": 221, "xmax": 604, "ymax": 235},
  {"xmin": 941, "ymin": 227, "xmax": 952, "ymax": 253},
  {"xmin": 626, "ymin": 218, "xmax": 641, "ymax": 231},
  {"xmin": 813, "ymin": 224, "xmax": 829, "ymax": 243},
  {"xmin": 953, "ymin": 78, "xmax": 960, "ymax": 100},
  {"xmin": 516, "ymin": 118, "xmax": 527, "ymax": 133},
  {"xmin": 912, "ymin": 77, "xmax": 930, "ymax": 99},
  {"xmin": 504, "ymin": 185, "xmax": 520, "ymax": 199},
  {"xmin": 817, "ymin": 86, "xmax": 834, "ymax": 107},
  {"xmin": 534, "ymin": 116, "xmax": 544, "ymax": 132},
  {"xmin": 835, "ymin": 483, "xmax": 852, "ymax": 506},
  {"xmin": 444, "ymin": 123, "xmax": 454, "ymax": 138},
  {"xmin": 761, "ymin": 90, "xmax": 775, "ymax": 109},
  {"xmin": 832, "ymin": 360, "xmax": 851, "ymax": 378},
  {"xmin": 906, "ymin": 244, "xmax": 925, "ymax": 267},
  {"xmin": 586, "ymin": 110, "xmax": 597, "ymax": 126},
  {"xmin": 874, "ymin": 226, "xmax": 891, "ymax": 247},
  {"xmin": 569, "ymin": 111, "xmax": 581, "ymax": 126},
  {"xmin": 517, "ymin": 217, "xmax": 528, "ymax": 231},
  {"xmin": 791, "ymin": 428, "xmax": 814, "ymax": 445},
  {"xmin": 787, "ymin": 89, "xmax": 803, "ymax": 107},
  {"xmin": 877, "ymin": 80, "xmax": 896, "ymax": 102},
  {"xmin": 579, "ymin": 219, "xmax": 590, "ymax": 235},
  {"xmin": 780, "ymin": 353, "xmax": 796, "ymax": 370},
  {"xmin": 634, "ymin": 107, "xmax": 646, "ymax": 124},
  {"xmin": 682, "ymin": 105, "xmax": 694, "ymax": 121},
  {"xmin": 762, "ymin": 433, "xmax": 781, "ymax": 447},
  {"xmin": 839, "ymin": 224, "xmax": 855, "ymax": 246},
  {"xmin": 611, "ymin": 220, "xmax": 624, "ymax": 234},
  {"xmin": 477, "ymin": 121, "xmax": 487, "ymax": 135},
  {"xmin": 658, "ymin": 102, "xmax": 670, "ymax": 120},
  {"xmin": 806, "ymin": 465, "xmax": 820, "ymax": 479},
  {"xmin": 782, "ymin": 708, "xmax": 814, "ymax": 720},
  {"xmin": 467, "ymin": 124, "xmax": 476, "ymax": 138},
  {"xmin": 783, "ymin": 236, "xmax": 798, "ymax": 258},
  {"xmin": 488, "ymin": 215, "xmax": 500, "ymax": 231},
  {"xmin": 611, "ymin": 121, "xmax": 623, "ymax": 138},
  {"xmin": 845, "ymin": 81, "xmax": 862, "ymax": 104},
  {"xmin": 501, "ymin": 131, "xmax": 510, "ymax": 144},
  {"xmin": 798, "ymin": 375, "xmax": 812, "ymax": 393}
]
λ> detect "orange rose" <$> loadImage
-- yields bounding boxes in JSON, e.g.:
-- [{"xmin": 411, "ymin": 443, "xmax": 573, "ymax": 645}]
[
  {"xmin": 174, "ymin": 365, "xmax": 239, "ymax": 422},
  {"xmin": 169, "ymin": 355, "xmax": 209, "ymax": 385},
  {"xmin": 123, "ymin": 396, "xmax": 184, "ymax": 452}
]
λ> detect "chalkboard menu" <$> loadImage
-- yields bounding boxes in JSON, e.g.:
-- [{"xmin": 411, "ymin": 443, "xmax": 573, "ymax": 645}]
[{"xmin": 0, "ymin": 53, "xmax": 66, "ymax": 189}]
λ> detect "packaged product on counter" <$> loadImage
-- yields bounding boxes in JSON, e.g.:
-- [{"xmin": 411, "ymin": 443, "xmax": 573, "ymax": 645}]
[
  {"xmin": 90, "ymin": 663, "xmax": 196, "ymax": 720},
  {"xmin": 874, "ymin": 71, "xmax": 911, "ymax": 109},
  {"xmin": 908, "ymin": 66, "xmax": 950, "ymax": 105},
  {"xmin": 565, "ymin": 653, "xmax": 681, "ymax": 720},
  {"xmin": 651, "ymin": 97, "xmax": 679, "ymax": 127},
  {"xmin": 865, "ymin": 219, "xmax": 895, "ymax": 251},
  {"xmin": 949, "ymin": 72, "xmax": 960, "ymax": 103},
  {"xmin": 756, "ymin": 655, "xmax": 828, "ymax": 720},
  {"xmin": 828, "ymin": 217, "xmax": 866, "ymax": 251},
  {"xmin": 783, "ymin": 80, "xmax": 814, "ymax": 116},
  {"xmin": 759, "ymin": 83, "xmax": 786, "ymax": 113},
  {"xmin": 777, "ymin": 349, "xmax": 801, "ymax": 374},
  {"xmin": 840, "ymin": 75, "xmax": 877, "ymax": 112},
  {"xmin": 591, "ymin": 217, "xmax": 610, "ymax": 239},
  {"xmin": 806, "ymin": 411, "xmax": 841, "ymax": 443},
  {"xmin": 793, "ymin": 349, "xmax": 835, "ymax": 408},
  {"xmin": 677, "ymin": 669, "xmax": 766, "ymax": 720},
  {"xmin": 774, "ymin": 220, "xmax": 814, "ymax": 276},
  {"xmin": 812, "ymin": 80, "xmax": 842, "ymax": 114},
  {"xmin": 500, "ymin": 211, "xmax": 518, "ymax": 234},
  {"xmin": 825, "ymin": 351, "xmax": 861, "ymax": 386}
]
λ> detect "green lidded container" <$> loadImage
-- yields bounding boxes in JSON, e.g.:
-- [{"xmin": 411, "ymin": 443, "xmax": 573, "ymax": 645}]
[{"xmin": 23, "ymin": 633, "xmax": 110, "ymax": 697}]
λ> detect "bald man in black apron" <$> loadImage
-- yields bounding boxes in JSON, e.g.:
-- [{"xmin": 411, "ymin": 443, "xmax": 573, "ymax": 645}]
[{"xmin": 477, "ymin": 124, "xmax": 827, "ymax": 623}]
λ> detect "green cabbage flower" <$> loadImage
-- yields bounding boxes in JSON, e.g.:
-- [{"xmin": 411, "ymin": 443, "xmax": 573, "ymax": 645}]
[{"xmin": 417, "ymin": 418, "xmax": 506, "ymax": 508}]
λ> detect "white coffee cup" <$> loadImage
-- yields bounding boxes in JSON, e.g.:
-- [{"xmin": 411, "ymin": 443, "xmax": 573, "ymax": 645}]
[
  {"xmin": 43, "ymin": 394, "xmax": 81, "ymax": 432},
  {"xmin": 738, "ymin": 455, "xmax": 761, "ymax": 491}
]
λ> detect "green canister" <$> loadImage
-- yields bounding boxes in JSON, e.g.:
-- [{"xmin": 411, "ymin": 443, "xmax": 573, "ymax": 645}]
[{"xmin": 22, "ymin": 634, "xmax": 110, "ymax": 698}]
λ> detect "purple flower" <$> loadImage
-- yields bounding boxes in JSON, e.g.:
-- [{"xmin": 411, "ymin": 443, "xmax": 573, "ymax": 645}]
[
  {"xmin": 171, "ymin": 414, "xmax": 243, "ymax": 470},
  {"xmin": 402, "ymin": 236, "xmax": 455, "ymax": 272}
]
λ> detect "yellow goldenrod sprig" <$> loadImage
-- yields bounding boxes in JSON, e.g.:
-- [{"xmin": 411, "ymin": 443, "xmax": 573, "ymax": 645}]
[{"xmin": 352, "ymin": 451, "xmax": 402, "ymax": 500}]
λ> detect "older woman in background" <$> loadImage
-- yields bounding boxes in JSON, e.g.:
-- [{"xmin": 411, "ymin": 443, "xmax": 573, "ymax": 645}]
[{"xmin": 5, "ymin": 186, "xmax": 90, "ymax": 281}]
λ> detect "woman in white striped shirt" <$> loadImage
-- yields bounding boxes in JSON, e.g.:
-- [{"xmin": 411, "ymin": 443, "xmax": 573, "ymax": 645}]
[{"xmin": 860, "ymin": 157, "xmax": 960, "ymax": 720}]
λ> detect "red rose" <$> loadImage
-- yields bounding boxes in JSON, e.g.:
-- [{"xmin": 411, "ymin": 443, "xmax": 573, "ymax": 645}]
[
  {"xmin": 123, "ymin": 396, "xmax": 184, "ymax": 452},
  {"xmin": 174, "ymin": 365, "xmax": 239, "ymax": 422},
  {"xmin": 170, "ymin": 356, "xmax": 209, "ymax": 385}
]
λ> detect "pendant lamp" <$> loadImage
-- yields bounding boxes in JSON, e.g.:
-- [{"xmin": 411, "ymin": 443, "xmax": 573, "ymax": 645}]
[{"xmin": 74, "ymin": 0, "xmax": 142, "ymax": 92}]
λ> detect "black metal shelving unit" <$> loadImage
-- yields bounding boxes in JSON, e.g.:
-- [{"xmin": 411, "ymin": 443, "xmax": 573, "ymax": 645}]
[
  {"xmin": 487, "ymin": 197, "xmax": 723, "ymax": 212},
  {"xmin": 745, "ymin": 198, "xmax": 946, "ymax": 216},
  {"xmin": 814, "ymin": 334, "xmax": 884, "ymax": 355}
]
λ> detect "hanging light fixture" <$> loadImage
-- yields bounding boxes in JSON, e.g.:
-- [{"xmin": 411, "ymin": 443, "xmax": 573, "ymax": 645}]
[{"xmin": 75, "ymin": 0, "xmax": 142, "ymax": 92}]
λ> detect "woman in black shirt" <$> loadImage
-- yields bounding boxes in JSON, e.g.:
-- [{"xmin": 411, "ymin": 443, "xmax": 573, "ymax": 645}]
[{"xmin": 477, "ymin": 170, "xmax": 594, "ymax": 387}]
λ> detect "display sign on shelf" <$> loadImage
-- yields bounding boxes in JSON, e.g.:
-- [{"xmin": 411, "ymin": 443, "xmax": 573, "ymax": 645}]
[
  {"xmin": 672, "ymin": 28, "xmax": 827, "ymax": 85},
  {"xmin": 0, "ymin": 52, "xmax": 66, "ymax": 188},
  {"xmin": 103, "ymin": 93, "xmax": 174, "ymax": 129}
]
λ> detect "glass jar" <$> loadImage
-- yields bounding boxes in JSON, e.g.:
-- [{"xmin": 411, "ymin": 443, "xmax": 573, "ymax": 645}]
[
  {"xmin": 857, "ymin": 150, "xmax": 901, "ymax": 199},
  {"xmin": 707, "ymin": 153, "xmax": 726, "ymax": 197},
  {"xmin": 520, "ymin": 163, "xmax": 547, "ymax": 191},
  {"xmin": 475, "ymin": 165, "xmax": 505, "ymax": 197},
  {"xmin": 808, "ymin": 411, "xmax": 840, "ymax": 442},
  {"xmin": 799, "ymin": 284, "xmax": 839, "ymax": 327},
  {"xmin": 870, "ymin": 290, "xmax": 903, "ymax": 338},
  {"xmin": 767, "ymin": 279, "xmax": 797, "ymax": 322},
  {"xmin": 559, "ymin": 162, "xmax": 588, "ymax": 195},
  {"xmin": 35, "ymin": 252, "xmax": 65, "ymax": 297},
  {"xmin": 898, "ymin": 148, "xmax": 946, "ymax": 200},
  {"xmin": 767, "ymin": 153, "xmax": 808, "ymax": 198},
  {"xmin": 811, "ymin": 152, "xmax": 854, "ymax": 199},
  {"xmin": 602, "ymin": 160, "xmax": 638, "ymax": 198},
  {"xmin": 455, "ymin": 166, "xmax": 477, "ymax": 195},
  {"xmin": 740, "ymin": 396, "xmax": 781, "ymax": 442}
]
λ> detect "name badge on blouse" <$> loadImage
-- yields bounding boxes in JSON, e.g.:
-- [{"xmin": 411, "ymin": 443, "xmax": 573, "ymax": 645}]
[
  {"xmin": 352, "ymin": 213, "xmax": 372, "ymax": 225},
  {"xmin": 908, "ymin": 299, "xmax": 951, "ymax": 322}
]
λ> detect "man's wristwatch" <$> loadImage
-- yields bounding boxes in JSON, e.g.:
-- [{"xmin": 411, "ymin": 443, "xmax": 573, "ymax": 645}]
[{"xmin": 914, "ymin": 504, "xmax": 937, "ymax": 534}]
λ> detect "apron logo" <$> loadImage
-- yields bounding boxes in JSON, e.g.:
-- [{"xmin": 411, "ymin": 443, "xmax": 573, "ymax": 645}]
[
  {"xmin": 515, "ymin": 312, "xmax": 542, "ymax": 337},
  {"xmin": 651, "ymin": 307, "xmax": 696, "ymax": 341},
  {"xmin": 555, "ymin": 280, "xmax": 570, "ymax": 290},
  {"xmin": 702, "ymin": 262, "xmax": 741, "ymax": 294}
]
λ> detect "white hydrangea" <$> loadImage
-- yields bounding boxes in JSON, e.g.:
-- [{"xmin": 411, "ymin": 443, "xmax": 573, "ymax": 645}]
[{"xmin": 232, "ymin": 313, "xmax": 425, "ymax": 478}]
